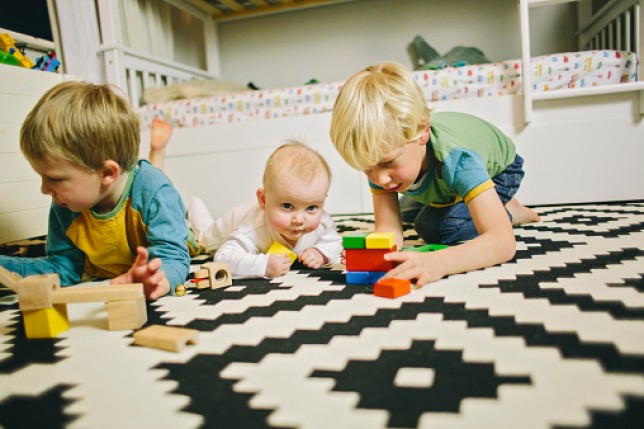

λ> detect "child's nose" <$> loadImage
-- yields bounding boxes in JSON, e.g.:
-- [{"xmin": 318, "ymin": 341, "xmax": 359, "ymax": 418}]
[
  {"xmin": 375, "ymin": 171, "xmax": 391, "ymax": 187},
  {"xmin": 40, "ymin": 179, "xmax": 52, "ymax": 196},
  {"xmin": 292, "ymin": 213, "xmax": 304, "ymax": 224}
]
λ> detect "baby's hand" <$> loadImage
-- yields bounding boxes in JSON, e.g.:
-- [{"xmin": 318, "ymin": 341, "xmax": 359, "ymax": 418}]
[
  {"xmin": 381, "ymin": 251, "xmax": 446, "ymax": 287},
  {"xmin": 265, "ymin": 253, "xmax": 292, "ymax": 278},
  {"xmin": 111, "ymin": 246, "xmax": 170, "ymax": 300},
  {"xmin": 298, "ymin": 247, "xmax": 327, "ymax": 269}
]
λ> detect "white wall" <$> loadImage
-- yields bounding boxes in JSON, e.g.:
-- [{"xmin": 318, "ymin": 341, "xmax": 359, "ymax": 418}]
[{"xmin": 217, "ymin": 0, "xmax": 577, "ymax": 89}]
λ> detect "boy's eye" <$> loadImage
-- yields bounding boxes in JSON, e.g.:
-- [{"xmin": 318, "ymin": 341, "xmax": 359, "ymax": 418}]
[
  {"xmin": 306, "ymin": 205, "xmax": 318, "ymax": 212},
  {"xmin": 282, "ymin": 203, "xmax": 293, "ymax": 209}
]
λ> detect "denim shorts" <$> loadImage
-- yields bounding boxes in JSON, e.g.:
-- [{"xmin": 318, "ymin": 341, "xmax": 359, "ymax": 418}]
[{"xmin": 413, "ymin": 154, "xmax": 526, "ymax": 244}]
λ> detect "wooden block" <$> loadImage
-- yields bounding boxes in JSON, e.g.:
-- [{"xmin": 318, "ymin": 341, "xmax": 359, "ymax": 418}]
[
  {"xmin": 0, "ymin": 266, "xmax": 22, "ymax": 291},
  {"xmin": 15, "ymin": 273, "xmax": 60, "ymax": 311},
  {"xmin": 266, "ymin": 241, "xmax": 297, "ymax": 263},
  {"xmin": 365, "ymin": 232, "xmax": 396, "ymax": 249},
  {"xmin": 193, "ymin": 269, "xmax": 209, "ymax": 279},
  {"xmin": 202, "ymin": 262, "xmax": 232, "ymax": 290},
  {"xmin": 106, "ymin": 297, "xmax": 147, "ymax": 330},
  {"xmin": 373, "ymin": 278, "xmax": 411, "ymax": 299},
  {"xmin": 52, "ymin": 283, "xmax": 144, "ymax": 304},
  {"xmin": 133, "ymin": 324, "xmax": 199, "ymax": 352},
  {"xmin": 190, "ymin": 268, "xmax": 210, "ymax": 289},
  {"xmin": 345, "ymin": 248, "xmax": 396, "ymax": 272},
  {"xmin": 342, "ymin": 232, "xmax": 369, "ymax": 249},
  {"xmin": 22, "ymin": 304, "xmax": 70, "ymax": 338}
]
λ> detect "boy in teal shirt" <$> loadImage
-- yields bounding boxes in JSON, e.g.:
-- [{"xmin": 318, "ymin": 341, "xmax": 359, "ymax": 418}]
[{"xmin": 0, "ymin": 81, "xmax": 190, "ymax": 299}]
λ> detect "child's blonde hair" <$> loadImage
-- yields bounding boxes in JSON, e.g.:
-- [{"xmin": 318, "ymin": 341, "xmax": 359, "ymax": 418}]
[
  {"xmin": 330, "ymin": 61, "xmax": 430, "ymax": 170},
  {"xmin": 263, "ymin": 140, "xmax": 332, "ymax": 192},
  {"xmin": 20, "ymin": 81, "xmax": 140, "ymax": 171}
]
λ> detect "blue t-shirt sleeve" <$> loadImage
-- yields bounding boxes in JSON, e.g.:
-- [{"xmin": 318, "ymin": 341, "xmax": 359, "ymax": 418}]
[{"xmin": 441, "ymin": 148, "xmax": 491, "ymax": 198}]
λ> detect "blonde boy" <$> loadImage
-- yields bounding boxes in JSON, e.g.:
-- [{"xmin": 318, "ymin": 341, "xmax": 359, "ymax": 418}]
[
  {"xmin": 330, "ymin": 61, "xmax": 539, "ymax": 286},
  {"xmin": 0, "ymin": 81, "xmax": 190, "ymax": 299},
  {"xmin": 188, "ymin": 141, "xmax": 343, "ymax": 278}
]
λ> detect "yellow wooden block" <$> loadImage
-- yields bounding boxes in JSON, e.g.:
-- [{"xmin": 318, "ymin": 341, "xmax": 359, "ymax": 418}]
[
  {"xmin": 22, "ymin": 304, "xmax": 70, "ymax": 339},
  {"xmin": 267, "ymin": 241, "xmax": 297, "ymax": 263},
  {"xmin": 365, "ymin": 232, "xmax": 396, "ymax": 249}
]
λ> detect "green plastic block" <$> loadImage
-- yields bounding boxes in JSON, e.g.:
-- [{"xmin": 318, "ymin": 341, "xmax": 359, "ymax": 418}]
[
  {"xmin": 402, "ymin": 243, "xmax": 448, "ymax": 252},
  {"xmin": 342, "ymin": 232, "xmax": 369, "ymax": 249}
]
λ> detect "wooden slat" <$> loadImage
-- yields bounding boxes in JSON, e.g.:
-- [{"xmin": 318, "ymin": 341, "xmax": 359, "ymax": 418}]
[{"xmin": 51, "ymin": 283, "xmax": 144, "ymax": 304}]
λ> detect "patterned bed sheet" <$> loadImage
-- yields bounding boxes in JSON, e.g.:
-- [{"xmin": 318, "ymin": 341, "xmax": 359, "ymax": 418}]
[{"xmin": 137, "ymin": 50, "xmax": 638, "ymax": 129}]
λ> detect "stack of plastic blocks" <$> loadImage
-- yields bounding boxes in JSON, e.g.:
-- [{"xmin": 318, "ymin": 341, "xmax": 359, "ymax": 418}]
[{"xmin": 343, "ymin": 232, "xmax": 398, "ymax": 285}]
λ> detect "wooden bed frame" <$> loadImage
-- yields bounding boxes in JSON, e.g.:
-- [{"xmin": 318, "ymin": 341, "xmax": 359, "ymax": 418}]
[{"xmin": 1, "ymin": 0, "xmax": 643, "ymax": 244}]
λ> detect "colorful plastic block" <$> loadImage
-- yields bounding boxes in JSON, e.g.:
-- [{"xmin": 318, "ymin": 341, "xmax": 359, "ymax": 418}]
[
  {"xmin": 267, "ymin": 241, "xmax": 297, "ymax": 263},
  {"xmin": 22, "ymin": 304, "xmax": 70, "ymax": 338},
  {"xmin": 345, "ymin": 247, "xmax": 396, "ymax": 272},
  {"xmin": 402, "ymin": 243, "xmax": 448, "ymax": 252},
  {"xmin": 342, "ymin": 232, "xmax": 369, "ymax": 249},
  {"xmin": 373, "ymin": 278, "xmax": 411, "ymax": 298},
  {"xmin": 369, "ymin": 271, "xmax": 386, "ymax": 284},
  {"xmin": 346, "ymin": 271, "xmax": 370, "ymax": 284},
  {"xmin": 365, "ymin": 232, "xmax": 396, "ymax": 249}
]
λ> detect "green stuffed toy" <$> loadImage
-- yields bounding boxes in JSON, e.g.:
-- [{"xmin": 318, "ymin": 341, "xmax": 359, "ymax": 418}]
[{"xmin": 411, "ymin": 35, "xmax": 490, "ymax": 70}]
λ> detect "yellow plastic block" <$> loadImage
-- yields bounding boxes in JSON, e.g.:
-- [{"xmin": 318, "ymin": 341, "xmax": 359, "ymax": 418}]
[
  {"xmin": 22, "ymin": 304, "xmax": 70, "ymax": 339},
  {"xmin": 267, "ymin": 241, "xmax": 297, "ymax": 263},
  {"xmin": 365, "ymin": 232, "xmax": 396, "ymax": 249}
]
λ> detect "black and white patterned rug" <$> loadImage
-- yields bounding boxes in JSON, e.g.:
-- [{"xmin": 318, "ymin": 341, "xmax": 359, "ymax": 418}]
[{"xmin": 1, "ymin": 202, "xmax": 643, "ymax": 429}]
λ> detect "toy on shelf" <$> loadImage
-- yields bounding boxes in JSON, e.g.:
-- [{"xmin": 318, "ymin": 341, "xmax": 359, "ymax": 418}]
[
  {"xmin": 0, "ymin": 266, "xmax": 147, "ymax": 338},
  {"xmin": 33, "ymin": 51, "xmax": 60, "ymax": 72},
  {"xmin": 133, "ymin": 324, "xmax": 199, "ymax": 352},
  {"xmin": 175, "ymin": 261, "xmax": 232, "ymax": 296},
  {"xmin": 0, "ymin": 48, "xmax": 19, "ymax": 66},
  {"xmin": 0, "ymin": 33, "xmax": 35, "ymax": 68}
]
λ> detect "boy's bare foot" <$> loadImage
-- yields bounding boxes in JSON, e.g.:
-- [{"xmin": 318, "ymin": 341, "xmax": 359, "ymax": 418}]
[
  {"xmin": 151, "ymin": 116, "xmax": 173, "ymax": 151},
  {"xmin": 506, "ymin": 198, "xmax": 540, "ymax": 226}
]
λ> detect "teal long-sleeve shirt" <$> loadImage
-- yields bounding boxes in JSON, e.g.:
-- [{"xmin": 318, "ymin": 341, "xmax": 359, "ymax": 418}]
[{"xmin": 0, "ymin": 160, "xmax": 190, "ymax": 295}]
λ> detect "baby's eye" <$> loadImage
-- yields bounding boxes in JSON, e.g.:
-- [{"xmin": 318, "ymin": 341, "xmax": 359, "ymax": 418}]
[
  {"xmin": 282, "ymin": 203, "xmax": 293, "ymax": 210},
  {"xmin": 306, "ymin": 205, "xmax": 319, "ymax": 213}
]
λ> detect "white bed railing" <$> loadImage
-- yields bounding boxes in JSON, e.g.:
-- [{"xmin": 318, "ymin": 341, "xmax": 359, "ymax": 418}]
[
  {"xmin": 99, "ymin": 44, "xmax": 217, "ymax": 108},
  {"xmin": 520, "ymin": 0, "xmax": 644, "ymax": 123},
  {"xmin": 578, "ymin": 0, "xmax": 639, "ymax": 51}
]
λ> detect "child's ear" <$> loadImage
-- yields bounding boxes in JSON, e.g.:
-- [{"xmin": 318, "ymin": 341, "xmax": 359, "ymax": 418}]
[
  {"xmin": 99, "ymin": 160, "xmax": 121, "ymax": 185},
  {"xmin": 256, "ymin": 188, "xmax": 266, "ymax": 210},
  {"xmin": 419, "ymin": 118, "xmax": 430, "ymax": 145}
]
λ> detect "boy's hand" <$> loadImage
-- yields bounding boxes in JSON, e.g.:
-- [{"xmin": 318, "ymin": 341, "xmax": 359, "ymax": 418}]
[
  {"xmin": 381, "ymin": 251, "xmax": 445, "ymax": 287},
  {"xmin": 298, "ymin": 247, "xmax": 328, "ymax": 269},
  {"xmin": 111, "ymin": 246, "xmax": 170, "ymax": 300},
  {"xmin": 265, "ymin": 253, "xmax": 292, "ymax": 278}
]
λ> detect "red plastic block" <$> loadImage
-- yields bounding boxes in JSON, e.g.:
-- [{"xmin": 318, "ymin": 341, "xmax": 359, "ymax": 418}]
[
  {"xmin": 345, "ymin": 247, "xmax": 396, "ymax": 272},
  {"xmin": 373, "ymin": 278, "xmax": 411, "ymax": 298}
]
